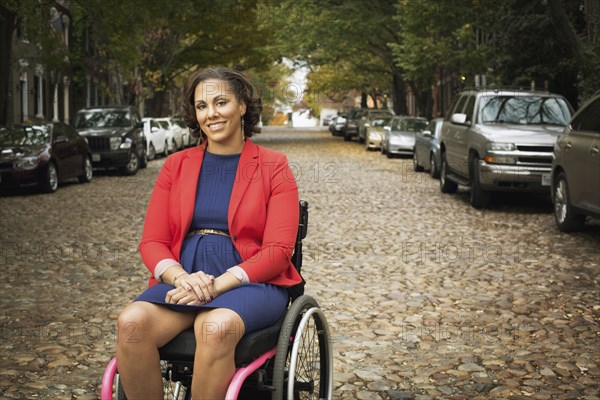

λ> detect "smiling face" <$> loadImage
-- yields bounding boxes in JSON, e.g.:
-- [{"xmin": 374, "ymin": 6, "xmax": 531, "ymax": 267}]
[{"xmin": 194, "ymin": 79, "xmax": 247, "ymax": 153}]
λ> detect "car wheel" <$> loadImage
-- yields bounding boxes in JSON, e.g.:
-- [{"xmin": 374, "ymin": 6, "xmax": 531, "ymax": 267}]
[
  {"xmin": 469, "ymin": 157, "xmax": 491, "ymax": 208},
  {"xmin": 440, "ymin": 154, "xmax": 458, "ymax": 193},
  {"xmin": 164, "ymin": 140, "xmax": 173, "ymax": 156},
  {"xmin": 429, "ymin": 152, "xmax": 439, "ymax": 179},
  {"xmin": 553, "ymin": 172, "xmax": 585, "ymax": 232},
  {"xmin": 121, "ymin": 151, "xmax": 139, "ymax": 176},
  {"xmin": 147, "ymin": 143, "xmax": 156, "ymax": 161},
  {"xmin": 413, "ymin": 151, "xmax": 424, "ymax": 172},
  {"xmin": 42, "ymin": 162, "xmax": 59, "ymax": 193},
  {"xmin": 78, "ymin": 155, "xmax": 93, "ymax": 183},
  {"xmin": 171, "ymin": 139, "xmax": 177, "ymax": 152}
]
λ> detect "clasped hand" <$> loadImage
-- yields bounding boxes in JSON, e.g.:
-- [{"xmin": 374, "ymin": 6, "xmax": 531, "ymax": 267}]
[{"xmin": 165, "ymin": 271, "xmax": 216, "ymax": 305}]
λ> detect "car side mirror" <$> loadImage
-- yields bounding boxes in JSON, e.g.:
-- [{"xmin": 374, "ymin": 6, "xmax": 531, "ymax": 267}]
[
  {"xmin": 151, "ymin": 126, "xmax": 158, "ymax": 132},
  {"xmin": 384, "ymin": 126, "xmax": 391, "ymax": 132},
  {"xmin": 422, "ymin": 130, "xmax": 432, "ymax": 137},
  {"xmin": 450, "ymin": 113, "xmax": 468, "ymax": 125},
  {"xmin": 54, "ymin": 135, "xmax": 67, "ymax": 143}
]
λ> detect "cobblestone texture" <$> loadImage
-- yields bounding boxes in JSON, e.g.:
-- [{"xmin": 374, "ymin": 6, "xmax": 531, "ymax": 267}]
[{"xmin": 0, "ymin": 128, "xmax": 599, "ymax": 399}]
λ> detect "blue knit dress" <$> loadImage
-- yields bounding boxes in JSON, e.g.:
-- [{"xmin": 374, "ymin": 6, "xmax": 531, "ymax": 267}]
[{"xmin": 135, "ymin": 151, "xmax": 289, "ymax": 334}]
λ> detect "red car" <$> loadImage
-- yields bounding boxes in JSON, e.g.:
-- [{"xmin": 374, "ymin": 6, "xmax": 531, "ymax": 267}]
[{"xmin": 0, "ymin": 122, "xmax": 93, "ymax": 193}]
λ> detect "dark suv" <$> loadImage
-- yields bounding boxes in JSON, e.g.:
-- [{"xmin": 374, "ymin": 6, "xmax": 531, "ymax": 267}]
[{"xmin": 73, "ymin": 106, "xmax": 147, "ymax": 175}]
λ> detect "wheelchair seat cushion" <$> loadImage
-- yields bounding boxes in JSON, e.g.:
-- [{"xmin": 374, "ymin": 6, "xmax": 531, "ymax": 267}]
[{"xmin": 158, "ymin": 316, "xmax": 284, "ymax": 367}]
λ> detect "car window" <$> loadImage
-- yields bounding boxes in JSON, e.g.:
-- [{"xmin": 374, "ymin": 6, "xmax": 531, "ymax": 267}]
[
  {"xmin": 571, "ymin": 97, "xmax": 600, "ymax": 133},
  {"xmin": 426, "ymin": 120, "xmax": 437, "ymax": 134},
  {"xmin": 74, "ymin": 110, "xmax": 131, "ymax": 128},
  {"xmin": 445, "ymin": 96, "xmax": 460, "ymax": 120},
  {"xmin": 371, "ymin": 117, "xmax": 391, "ymax": 127},
  {"xmin": 56, "ymin": 123, "xmax": 78, "ymax": 140},
  {"xmin": 464, "ymin": 95, "xmax": 476, "ymax": 123},
  {"xmin": 453, "ymin": 94, "xmax": 469, "ymax": 115},
  {"xmin": 158, "ymin": 121, "xmax": 169, "ymax": 130},
  {"xmin": 479, "ymin": 95, "xmax": 571, "ymax": 126},
  {"xmin": 0, "ymin": 126, "xmax": 49, "ymax": 146},
  {"xmin": 400, "ymin": 118, "xmax": 428, "ymax": 132},
  {"xmin": 173, "ymin": 120, "xmax": 187, "ymax": 128}
]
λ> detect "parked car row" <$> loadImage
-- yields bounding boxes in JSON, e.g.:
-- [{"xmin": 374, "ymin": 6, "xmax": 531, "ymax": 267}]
[
  {"xmin": 142, "ymin": 117, "xmax": 192, "ymax": 160},
  {"xmin": 332, "ymin": 90, "xmax": 599, "ymax": 232},
  {"xmin": 0, "ymin": 105, "xmax": 195, "ymax": 194}
]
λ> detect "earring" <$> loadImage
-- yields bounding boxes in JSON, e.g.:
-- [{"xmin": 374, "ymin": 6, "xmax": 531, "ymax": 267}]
[{"xmin": 241, "ymin": 116, "xmax": 245, "ymax": 141}]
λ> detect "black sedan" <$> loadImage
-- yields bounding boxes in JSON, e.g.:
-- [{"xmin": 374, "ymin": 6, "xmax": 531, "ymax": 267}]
[
  {"xmin": 74, "ymin": 106, "xmax": 147, "ymax": 175},
  {"xmin": 0, "ymin": 122, "xmax": 93, "ymax": 193}
]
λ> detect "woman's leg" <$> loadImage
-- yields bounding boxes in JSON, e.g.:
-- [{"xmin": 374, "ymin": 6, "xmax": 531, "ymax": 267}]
[
  {"xmin": 116, "ymin": 302, "xmax": 195, "ymax": 400},
  {"xmin": 191, "ymin": 308, "xmax": 245, "ymax": 399}
]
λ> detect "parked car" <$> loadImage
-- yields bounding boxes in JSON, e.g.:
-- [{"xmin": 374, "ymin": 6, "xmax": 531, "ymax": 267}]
[
  {"xmin": 322, "ymin": 114, "xmax": 334, "ymax": 126},
  {"xmin": 357, "ymin": 109, "xmax": 394, "ymax": 143},
  {"xmin": 0, "ymin": 122, "xmax": 92, "ymax": 193},
  {"xmin": 343, "ymin": 108, "xmax": 363, "ymax": 141},
  {"xmin": 142, "ymin": 118, "xmax": 168, "ymax": 160},
  {"xmin": 329, "ymin": 114, "xmax": 347, "ymax": 137},
  {"xmin": 551, "ymin": 94, "xmax": 600, "ymax": 231},
  {"xmin": 171, "ymin": 118, "xmax": 192, "ymax": 147},
  {"xmin": 413, "ymin": 118, "xmax": 444, "ymax": 178},
  {"xmin": 365, "ymin": 116, "xmax": 393, "ymax": 150},
  {"xmin": 381, "ymin": 116, "xmax": 428, "ymax": 158},
  {"xmin": 156, "ymin": 117, "xmax": 184, "ymax": 152},
  {"xmin": 74, "ymin": 106, "xmax": 147, "ymax": 175},
  {"xmin": 439, "ymin": 89, "xmax": 573, "ymax": 208}
]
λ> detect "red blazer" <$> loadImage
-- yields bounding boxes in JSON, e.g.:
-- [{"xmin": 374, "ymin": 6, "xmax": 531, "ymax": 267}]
[{"xmin": 139, "ymin": 139, "xmax": 302, "ymax": 288}]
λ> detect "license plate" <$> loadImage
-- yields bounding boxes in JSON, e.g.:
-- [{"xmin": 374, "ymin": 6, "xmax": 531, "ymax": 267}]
[
  {"xmin": 92, "ymin": 153, "xmax": 101, "ymax": 162},
  {"xmin": 541, "ymin": 173, "xmax": 551, "ymax": 186}
]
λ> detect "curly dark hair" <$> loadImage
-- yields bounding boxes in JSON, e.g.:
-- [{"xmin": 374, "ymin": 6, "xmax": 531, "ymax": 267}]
[{"xmin": 181, "ymin": 67, "xmax": 262, "ymax": 141}]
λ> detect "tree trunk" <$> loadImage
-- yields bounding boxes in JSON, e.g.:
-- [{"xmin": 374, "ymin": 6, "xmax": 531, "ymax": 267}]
[
  {"xmin": 0, "ymin": 5, "xmax": 16, "ymax": 125},
  {"xmin": 147, "ymin": 90, "xmax": 166, "ymax": 117},
  {"xmin": 392, "ymin": 67, "xmax": 407, "ymax": 115},
  {"xmin": 360, "ymin": 92, "xmax": 368, "ymax": 108}
]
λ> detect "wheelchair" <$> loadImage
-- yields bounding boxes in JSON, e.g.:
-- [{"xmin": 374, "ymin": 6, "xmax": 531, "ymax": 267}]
[{"xmin": 100, "ymin": 200, "xmax": 333, "ymax": 400}]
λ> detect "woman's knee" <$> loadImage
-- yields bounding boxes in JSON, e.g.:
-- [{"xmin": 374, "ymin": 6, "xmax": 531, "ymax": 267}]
[
  {"xmin": 194, "ymin": 311, "xmax": 244, "ymax": 356},
  {"xmin": 117, "ymin": 302, "xmax": 154, "ymax": 346}
]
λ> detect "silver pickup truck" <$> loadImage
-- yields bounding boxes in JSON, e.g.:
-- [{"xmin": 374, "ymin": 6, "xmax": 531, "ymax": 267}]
[{"xmin": 439, "ymin": 89, "xmax": 573, "ymax": 208}]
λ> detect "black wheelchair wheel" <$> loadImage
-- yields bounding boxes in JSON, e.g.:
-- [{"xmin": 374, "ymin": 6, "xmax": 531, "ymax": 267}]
[
  {"xmin": 272, "ymin": 295, "xmax": 333, "ymax": 400},
  {"xmin": 115, "ymin": 361, "xmax": 190, "ymax": 400}
]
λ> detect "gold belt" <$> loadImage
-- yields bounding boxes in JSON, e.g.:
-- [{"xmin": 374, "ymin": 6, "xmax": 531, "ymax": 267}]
[{"xmin": 187, "ymin": 228, "xmax": 230, "ymax": 238}]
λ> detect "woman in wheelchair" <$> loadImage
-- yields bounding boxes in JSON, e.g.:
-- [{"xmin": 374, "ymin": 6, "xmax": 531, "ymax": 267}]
[{"xmin": 116, "ymin": 67, "xmax": 302, "ymax": 399}]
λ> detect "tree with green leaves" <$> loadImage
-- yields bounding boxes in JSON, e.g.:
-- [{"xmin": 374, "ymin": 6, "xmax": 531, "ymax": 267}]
[
  {"xmin": 257, "ymin": 0, "xmax": 408, "ymax": 116},
  {"xmin": 390, "ymin": 0, "xmax": 493, "ymax": 116},
  {"xmin": 487, "ymin": 0, "xmax": 598, "ymax": 107}
]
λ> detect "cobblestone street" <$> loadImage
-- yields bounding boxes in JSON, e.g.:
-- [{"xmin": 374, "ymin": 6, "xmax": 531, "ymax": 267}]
[{"xmin": 1, "ymin": 128, "xmax": 599, "ymax": 399}]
